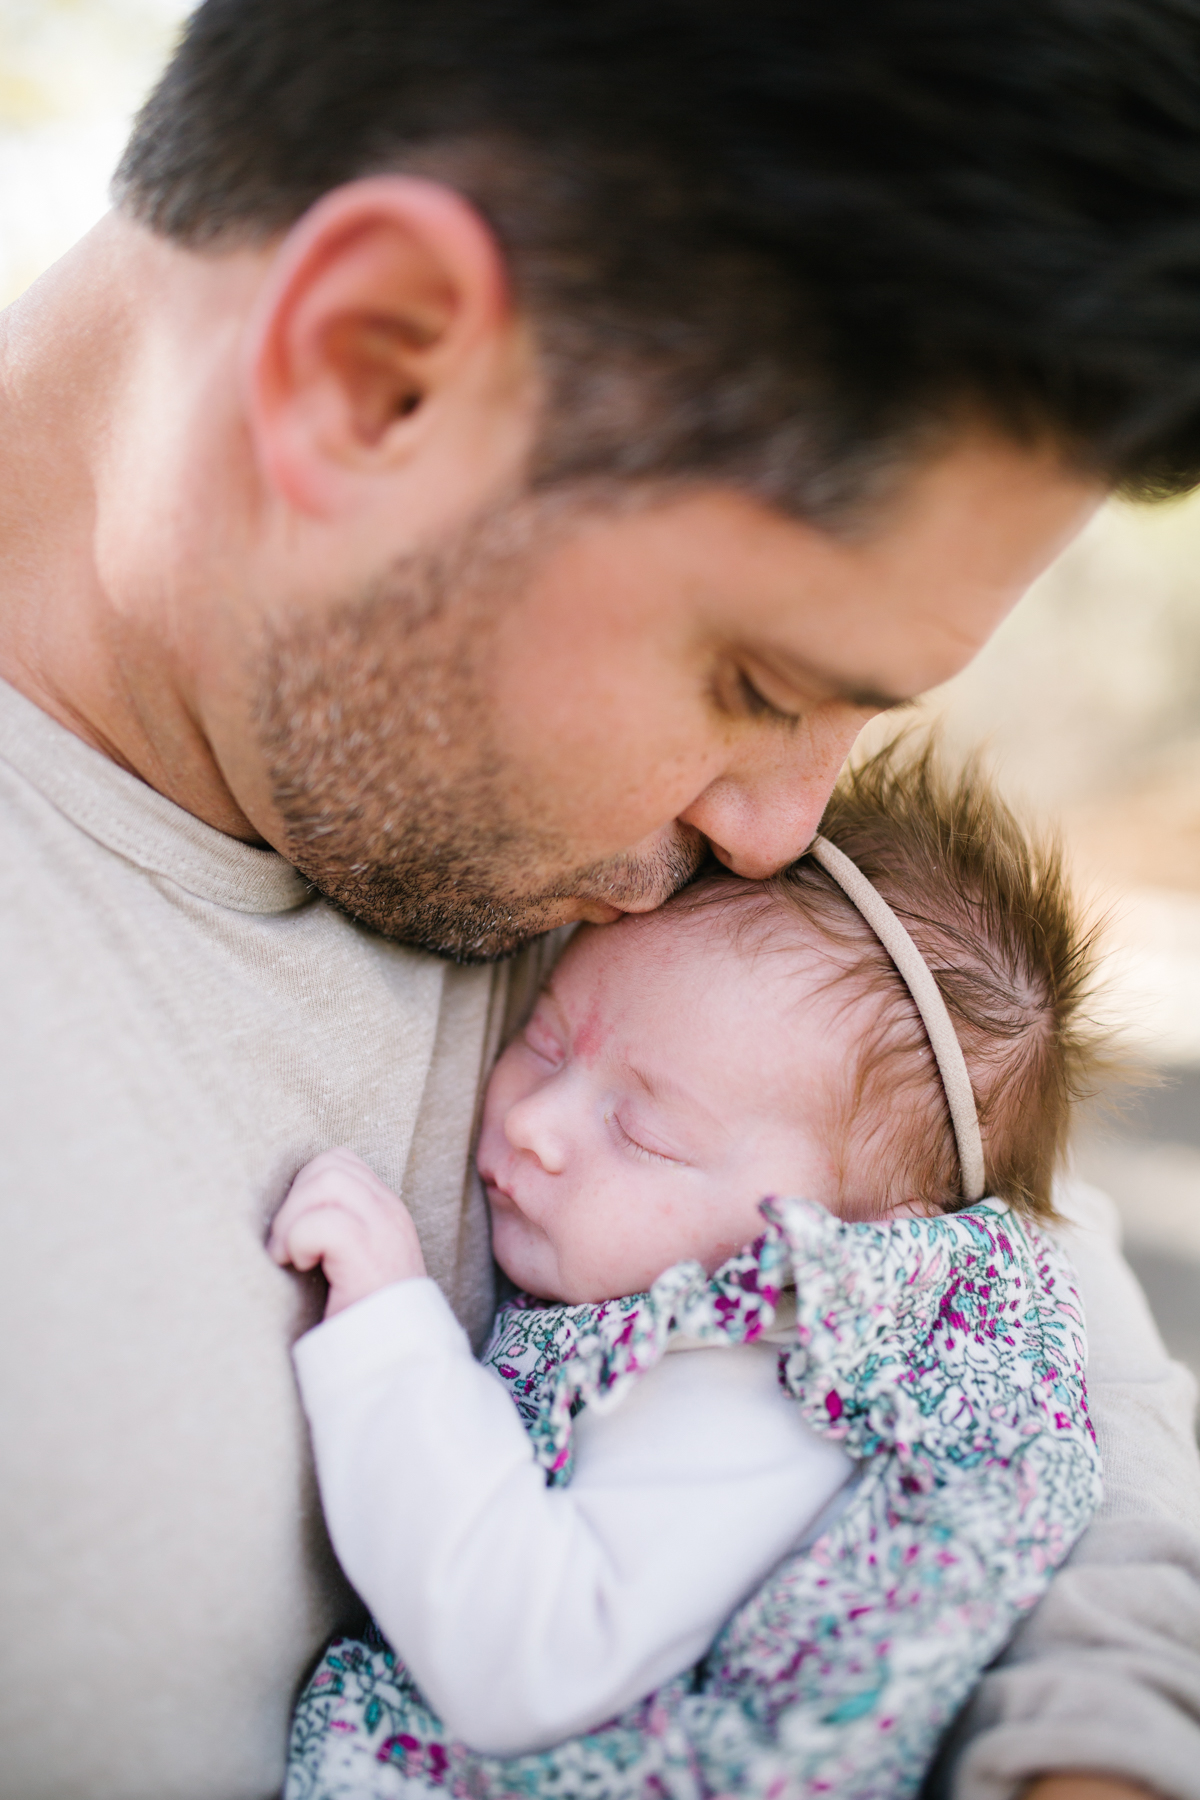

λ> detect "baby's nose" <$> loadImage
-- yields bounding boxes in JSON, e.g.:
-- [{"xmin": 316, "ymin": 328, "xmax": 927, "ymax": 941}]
[{"xmin": 503, "ymin": 1087, "xmax": 570, "ymax": 1175}]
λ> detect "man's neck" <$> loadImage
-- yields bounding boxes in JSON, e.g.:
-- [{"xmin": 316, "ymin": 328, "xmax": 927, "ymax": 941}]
[{"xmin": 0, "ymin": 216, "xmax": 267, "ymax": 842}]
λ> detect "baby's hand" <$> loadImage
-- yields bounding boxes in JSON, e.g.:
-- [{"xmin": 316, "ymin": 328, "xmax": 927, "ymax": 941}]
[{"xmin": 268, "ymin": 1147, "xmax": 427, "ymax": 1319}]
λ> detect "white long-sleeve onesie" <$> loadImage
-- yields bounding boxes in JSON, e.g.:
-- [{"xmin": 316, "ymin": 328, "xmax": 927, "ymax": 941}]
[{"xmin": 293, "ymin": 1279, "xmax": 854, "ymax": 1757}]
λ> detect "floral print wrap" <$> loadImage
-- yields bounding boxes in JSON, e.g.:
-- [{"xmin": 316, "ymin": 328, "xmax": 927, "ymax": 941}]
[{"xmin": 286, "ymin": 1196, "xmax": 1100, "ymax": 1800}]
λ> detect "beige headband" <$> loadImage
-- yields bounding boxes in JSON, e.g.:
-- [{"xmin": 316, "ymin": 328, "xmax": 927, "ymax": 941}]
[{"xmin": 807, "ymin": 834, "xmax": 986, "ymax": 1204}]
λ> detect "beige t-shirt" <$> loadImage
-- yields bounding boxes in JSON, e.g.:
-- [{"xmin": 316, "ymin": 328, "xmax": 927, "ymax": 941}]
[{"xmin": 0, "ymin": 676, "xmax": 542, "ymax": 1800}]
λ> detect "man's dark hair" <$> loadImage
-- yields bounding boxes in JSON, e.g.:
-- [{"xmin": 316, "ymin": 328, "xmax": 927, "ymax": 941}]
[{"xmin": 116, "ymin": 0, "xmax": 1200, "ymax": 520}]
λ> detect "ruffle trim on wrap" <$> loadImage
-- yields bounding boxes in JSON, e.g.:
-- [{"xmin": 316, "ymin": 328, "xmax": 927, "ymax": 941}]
[{"xmin": 483, "ymin": 1196, "xmax": 1096, "ymax": 1492}]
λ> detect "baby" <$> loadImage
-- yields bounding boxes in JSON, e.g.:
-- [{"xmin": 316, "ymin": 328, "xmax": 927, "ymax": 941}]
[{"xmin": 272, "ymin": 741, "xmax": 1104, "ymax": 1798}]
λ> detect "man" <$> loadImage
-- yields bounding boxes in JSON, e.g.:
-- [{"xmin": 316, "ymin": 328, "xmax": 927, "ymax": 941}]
[{"xmin": 2, "ymin": 2, "xmax": 1199, "ymax": 1796}]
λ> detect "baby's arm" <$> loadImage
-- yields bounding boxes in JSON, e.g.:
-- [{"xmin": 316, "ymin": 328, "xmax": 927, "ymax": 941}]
[{"xmin": 272, "ymin": 1155, "xmax": 852, "ymax": 1758}]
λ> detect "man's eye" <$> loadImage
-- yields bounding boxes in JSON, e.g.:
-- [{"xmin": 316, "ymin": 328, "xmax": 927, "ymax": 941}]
[{"xmin": 737, "ymin": 669, "xmax": 802, "ymax": 724}]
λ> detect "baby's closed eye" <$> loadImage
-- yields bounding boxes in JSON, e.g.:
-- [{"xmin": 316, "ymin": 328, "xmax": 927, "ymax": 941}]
[
  {"xmin": 523, "ymin": 1017, "xmax": 565, "ymax": 1067},
  {"xmin": 613, "ymin": 1114, "xmax": 684, "ymax": 1166}
]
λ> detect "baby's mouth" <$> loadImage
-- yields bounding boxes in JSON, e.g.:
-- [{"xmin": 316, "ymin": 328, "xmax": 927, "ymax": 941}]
[{"xmin": 479, "ymin": 1172, "xmax": 515, "ymax": 1210}]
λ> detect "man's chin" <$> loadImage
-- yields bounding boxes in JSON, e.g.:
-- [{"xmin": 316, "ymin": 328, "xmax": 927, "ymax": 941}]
[
  {"xmin": 294, "ymin": 873, "xmax": 622, "ymax": 962},
  {"xmin": 291, "ymin": 858, "xmax": 699, "ymax": 960}
]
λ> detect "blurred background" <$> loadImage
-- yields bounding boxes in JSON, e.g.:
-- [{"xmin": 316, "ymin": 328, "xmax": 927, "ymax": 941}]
[
  {"xmin": 925, "ymin": 503, "xmax": 1200, "ymax": 1382},
  {"xmin": 4, "ymin": 0, "xmax": 1200, "ymax": 1379}
]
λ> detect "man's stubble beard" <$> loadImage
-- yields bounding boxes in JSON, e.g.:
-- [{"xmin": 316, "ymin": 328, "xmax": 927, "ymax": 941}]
[{"xmin": 252, "ymin": 498, "xmax": 705, "ymax": 961}]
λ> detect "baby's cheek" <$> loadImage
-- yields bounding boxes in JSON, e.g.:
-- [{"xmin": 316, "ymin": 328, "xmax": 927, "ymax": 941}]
[
  {"xmin": 731, "ymin": 1185, "xmax": 776, "ymax": 1244},
  {"xmin": 674, "ymin": 1183, "xmax": 760, "ymax": 1274},
  {"xmin": 490, "ymin": 1206, "xmax": 550, "ymax": 1295},
  {"xmin": 483, "ymin": 1043, "xmax": 527, "ymax": 1113},
  {"xmin": 546, "ymin": 1197, "xmax": 630, "ymax": 1303},
  {"xmin": 585, "ymin": 1187, "xmax": 676, "ymax": 1297},
  {"xmin": 478, "ymin": 1048, "xmax": 532, "ymax": 1154}
]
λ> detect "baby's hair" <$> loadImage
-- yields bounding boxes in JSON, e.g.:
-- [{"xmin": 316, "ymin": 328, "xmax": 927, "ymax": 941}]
[{"xmin": 672, "ymin": 735, "xmax": 1112, "ymax": 1220}]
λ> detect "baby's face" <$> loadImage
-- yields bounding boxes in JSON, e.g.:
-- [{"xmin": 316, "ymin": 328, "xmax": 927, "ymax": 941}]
[{"xmin": 476, "ymin": 907, "xmax": 859, "ymax": 1304}]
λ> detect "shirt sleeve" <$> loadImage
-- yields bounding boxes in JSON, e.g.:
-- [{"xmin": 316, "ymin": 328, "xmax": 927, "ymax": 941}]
[
  {"xmin": 293, "ymin": 1280, "xmax": 854, "ymax": 1758},
  {"xmin": 933, "ymin": 1176, "xmax": 1200, "ymax": 1800}
]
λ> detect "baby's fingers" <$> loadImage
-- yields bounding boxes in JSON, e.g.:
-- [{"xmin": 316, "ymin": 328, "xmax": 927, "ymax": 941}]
[
  {"xmin": 277, "ymin": 1202, "xmax": 356, "ymax": 1274},
  {"xmin": 271, "ymin": 1198, "xmax": 364, "ymax": 1275},
  {"xmin": 267, "ymin": 1151, "xmax": 425, "ymax": 1316},
  {"xmin": 270, "ymin": 1150, "xmax": 373, "ymax": 1248},
  {"xmin": 266, "ymin": 1184, "xmax": 310, "ymax": 1264}
]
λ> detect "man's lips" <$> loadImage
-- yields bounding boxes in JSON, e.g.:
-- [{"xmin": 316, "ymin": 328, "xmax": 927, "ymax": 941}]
[{"xmin": 575, "ymin": 901, "xmax": 624, "ymax": 925}]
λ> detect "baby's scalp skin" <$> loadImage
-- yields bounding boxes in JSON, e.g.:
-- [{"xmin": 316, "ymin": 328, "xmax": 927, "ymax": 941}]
[{"xmin": 476, "ymin": 904, "xmax": 886, "ymax": 1305}]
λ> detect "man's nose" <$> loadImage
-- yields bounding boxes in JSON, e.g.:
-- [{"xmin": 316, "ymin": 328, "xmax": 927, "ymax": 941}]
[
  {"xmin": 677, "ymin": 703, "xmax": 872, "ymax": 881},
  {"xmin": 503, "ymin": 1083, "xmax": 570, "ymax": 1175}
]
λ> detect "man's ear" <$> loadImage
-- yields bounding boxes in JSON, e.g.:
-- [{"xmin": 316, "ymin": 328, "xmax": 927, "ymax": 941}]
[{"xmin": 242, "ymin": 175, "xmax": 536, "ymax": 519}]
